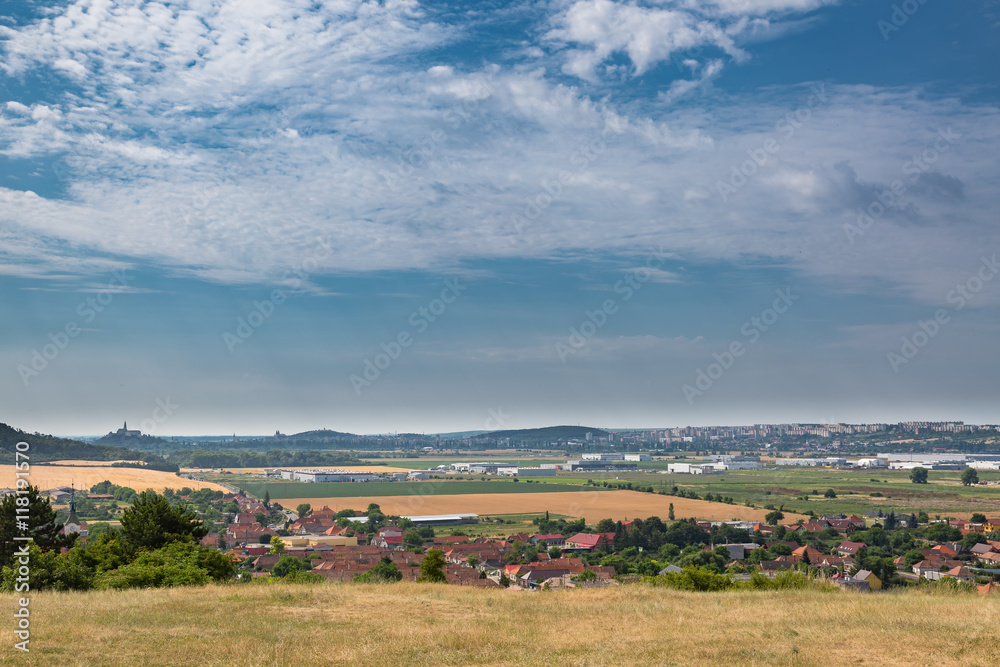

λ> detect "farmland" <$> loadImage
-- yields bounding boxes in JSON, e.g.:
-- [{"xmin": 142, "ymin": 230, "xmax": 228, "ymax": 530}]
[
  {"xmin": 3, "ymin": 582, "xmax": 997, "ymax": 666},
  {"xmin": 233, "ymin": 479, "xmax": 604, "ymax": 500},
  {"xmin": 0, "ymin": 464, "xmax": 227, "ymax": 494},
  {"xmin": 274, "ymin": 489, "xmax": 807, "ymax": 523}
]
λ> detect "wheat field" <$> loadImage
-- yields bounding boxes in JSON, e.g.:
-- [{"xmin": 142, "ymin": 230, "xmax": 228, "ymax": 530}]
[
  {"xmin": 1, "ymin": 583, "xmax": 997, "ymax": 666},
  {"xmin": 0, "ymin": 465, "xmax": 227, "ymax": 494},
  {"xmin": 277, "ymin": 489, "xmax": 808, "ymax": 523}
]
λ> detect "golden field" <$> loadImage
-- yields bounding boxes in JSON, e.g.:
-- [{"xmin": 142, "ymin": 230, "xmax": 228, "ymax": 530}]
[
  {"xmin": 277, "ymin": 489, "xmax": 808, "ymax": 523},
  {"xmin": 46, "ymin": 460, "xmax": 144, "ymax": 466},
  {"xmin": 2, "ymin": 582, "xmax": 997, "ymax": 666},
  {"xmin": 0, "ymin": 465, "xmax": 227, "ymax": 494}
]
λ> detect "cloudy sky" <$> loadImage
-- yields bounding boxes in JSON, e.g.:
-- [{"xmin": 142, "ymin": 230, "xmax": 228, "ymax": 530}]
[{"xmin": 2, "ymin": 0, "xmax": 999, "ymax": 436}]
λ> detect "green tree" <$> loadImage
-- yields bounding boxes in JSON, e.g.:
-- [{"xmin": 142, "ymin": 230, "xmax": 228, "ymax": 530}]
[
  {"xmin": 971, "ymin": 513, "xmax": 987, "ymax": 524},
  {"xmin": 547, "ymin": 546, "xmax": 562, "ymax": 559},
  {"xmin": 668, "ymin": 503, "xmax": 675, "ymax": 521},
  {"xmin": 263, "ymin": 490, "xmax": 270, "ymax": 507},
  {"xmin": 961, "ymin": 468, "xmax": 979, "ymax": 486},
  {"xmin": 574, "ymin": 569, "xmax": 597, "ymax": 582},
  {"xmin": 0, "ymin": 485, "xmax": 77, "ymax": 566},
  {"xmin": 909, "ymin": 467, "xmax": 928, "ymax": 484},
  {"xmin": 418, "ymin": 548, "xmax": 447, "ymax": 583},
  {"xmin": 467, "ymin": 554, "xmax": 480, "ymax": 568},
  {"xmin": 296, "ymin": 503, "xmax": 311, "ymax": 519},
  {"xmin": 272, "ymin": 555, "xmax": 305, "ymax": 578},
  {"xmin": 823, "ymin": 489, "xmax": 837, "ymax": 498},
  {"xmin": 269, "ymin": 536, "xmax": 285, "ymax": 555},
  {"xmin": 355, "ymin": 556, "xmax": 403, "ymax": 583},
  {"xmin": 118, "ymin": 491, "xmax": 207, "ymax": 553},
  {"xmin": 764, "ymin": 510, "xmax": 784, "ymax": 526}
]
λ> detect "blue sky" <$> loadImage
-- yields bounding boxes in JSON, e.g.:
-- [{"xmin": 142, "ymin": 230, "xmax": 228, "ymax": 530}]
[{"xmin": 2, "ymin": 0, "xmax": 999, "ymax": 436}]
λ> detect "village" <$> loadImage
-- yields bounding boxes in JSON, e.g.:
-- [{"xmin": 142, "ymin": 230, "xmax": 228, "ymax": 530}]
[{"xmin": 206, "ymin": 492, "xmax": 1000, "ymax": 593}]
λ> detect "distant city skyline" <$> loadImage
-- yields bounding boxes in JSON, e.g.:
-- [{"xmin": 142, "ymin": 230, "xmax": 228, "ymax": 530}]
[{"xmin": 3, "ymin": 2, "xmax": 998, "ymax": 436}]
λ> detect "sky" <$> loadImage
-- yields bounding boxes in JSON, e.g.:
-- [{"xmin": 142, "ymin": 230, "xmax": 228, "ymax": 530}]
[{"xmin": 1, "ymin": 0, "xmax": 999, "ymax": 436}]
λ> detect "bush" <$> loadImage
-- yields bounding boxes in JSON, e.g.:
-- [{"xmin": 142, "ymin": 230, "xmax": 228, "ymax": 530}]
[{"xmin": 95, "ymin": 542, "xmax": 235, "ymax": 590}]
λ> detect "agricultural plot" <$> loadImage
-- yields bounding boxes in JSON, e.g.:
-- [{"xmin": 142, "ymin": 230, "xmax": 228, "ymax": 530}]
[
  {"xmin": 274, "ymin": 489, "xmax": 808, "ymax": 523},
  {"xmin": 584, "ymin": 467, "xmax": 1000, "ymax": 516},
  {"xmin": 235, "ymin": 479, "xmax": 600, "ymax": 500},
  {"xmin": 0, "ymin": 464, "xmax": 227, "ymax": 494}
]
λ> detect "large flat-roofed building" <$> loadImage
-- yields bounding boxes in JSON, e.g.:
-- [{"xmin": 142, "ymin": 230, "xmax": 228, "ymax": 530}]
[
  {"xmin": 495, "ymin": 467, "xmax": 557, "ymax": 477},
  {"xmin": 561, "ymin": 460, "xmax": 638, "ymax": 472},
  {"xmin": 582, "ymin": 453, "xmax": 625, "ymax": 461},
  {"xmin": 401, "ymin": 514, "xmax": 479, "ymax": 526},
  {"xmin": 279, "ymin": 469, "xmax": 382, "ymax": 483}
]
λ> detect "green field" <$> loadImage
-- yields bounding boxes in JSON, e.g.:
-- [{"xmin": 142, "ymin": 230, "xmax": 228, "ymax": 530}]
[
  {"xmin": 233, "ymin": 479, "xmax": 607, "ymax": 500},
  {"xmin": 363, "ymin": 457, "xmax": 570, "ymax": 470},
  {"xmin": 578, "ymin": 467, "xmax": 1000, "ymax": 516}
]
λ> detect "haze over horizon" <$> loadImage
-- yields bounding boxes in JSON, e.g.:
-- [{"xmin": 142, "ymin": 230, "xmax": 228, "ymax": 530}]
[{"xmin": 3, "ymin": 1, "xmax": 999, "ymax": 436}]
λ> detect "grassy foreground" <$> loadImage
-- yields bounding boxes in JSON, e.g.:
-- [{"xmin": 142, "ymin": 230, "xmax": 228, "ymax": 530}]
[{"xmin": 3, "ymin": 583, "xmax": 999, "ymax": 666}]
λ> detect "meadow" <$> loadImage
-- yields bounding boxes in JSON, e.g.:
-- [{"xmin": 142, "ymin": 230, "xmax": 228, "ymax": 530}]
[{"xmin": 3, "ymin": 582, "xmax": 997, "ymax": 666}]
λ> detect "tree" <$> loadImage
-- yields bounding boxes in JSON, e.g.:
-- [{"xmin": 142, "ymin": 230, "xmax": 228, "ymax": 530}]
[
  {"xmin": 823, "ymin": 489, "xmax": 837, "ymax": 498},
  {"xmin": 119, "ymin": 491, "xmax": 207, "ymax": 553},
  {"xmin": 971, "ymin": 513, "xmax": 987, "ymax": 525},
  {"xmin": 269, "ymin": 536, "xmax": 285, "ymax": 555},
  {"xmin": 217, "ymin": 532, "xmax": 227, "ymax": 550},
  {"xmin": 909, "ymin": 467, "xmax": 928, "ymax": 484},
  {"xmin": 255, "ymin": 512, "xmax": 267, "ymax": 527},
  {"xmin": 668, "ymin": 503, "xmax": 675, "ymax": 521},
  {"xmin": 764, "ymin": 510, "xmax": 784, "ymax": 526},
  {"xmin": 961, "ymin": 468, "xmax": 979, "ymax": 486},
  {"xmin": 595, "ymin": 518, "xmax": 617, "ymax": 533},
  {"xmin": 271, "ymin": 555, "xmax": 304, "ymax": 578},
  {"xmin": 355, "ymin": 556, "xmax": 402, "ymax": 583},
  {"xmin": 467, "ymin": 554, "xmax": 480, "ymax": 569},
  {"xmin": 547, "ymin": 547, "xmax": 562, "ymax": 559},
  {"xmin": 366, "ymin": 503, "xmax": 382, "ymax": 514},
  {"xmin": 0, "ymin": 485, "xmax": 77, "ymax": 566},
  {"xmin": 574, "ymin": 569, "xmax": 597, "ymax": 582},
  {"xmin": 418, "ymin": 548, "xmax": 447, "ymax": 583},
  {"xmin": 295, "ymin": 503, "xmax": 311, "ymax": 519},
  {"xmin": 263, "ymin": 490, "xmax": 270, "ymax": 507}
]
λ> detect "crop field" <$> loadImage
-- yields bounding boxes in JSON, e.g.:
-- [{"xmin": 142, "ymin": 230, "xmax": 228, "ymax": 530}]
[
  {"xmin": 46, "ymin": 460, "xmax": 144, "ymax": 466},
  {"xmin": 4, "ymin": 582, "xmax": 997, "ymax": 666},
  {"xmin": 579, "ymin": 467, "xmax": 1000, "ymax": 517},
  {"xmin": 1, "ymin": 464, "xmax": 227, "ymax": 494},
  {"xmin": 274, "ymin": 489, "xmax": 808, "ymax": 523},
  {"xmin": 234, "ymin": 480, "xmax": 602, "ymax": 500}
]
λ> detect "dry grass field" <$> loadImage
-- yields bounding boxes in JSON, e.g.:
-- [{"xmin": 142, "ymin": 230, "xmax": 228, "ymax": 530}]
[
  {"xmin": 277, "ymin": 489, "xmax": 808, "ymax": 523},
  {"xmin": 0, "ymin": 465, "xmax": 227, "ymax": 494},
  {"xmin": 2, "ymin": 582, "xmax": 997, "ymax": 666}
]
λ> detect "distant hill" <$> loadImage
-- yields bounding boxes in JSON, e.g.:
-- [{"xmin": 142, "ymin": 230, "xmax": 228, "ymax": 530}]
[
  {"xmin": 473, "ymin": 426, "xmax": 608, "ymax": 440},
  {"xmin": 95, "ymin": 433, "xmax": 169, "ymax": 446},
  {"xmin": 288, "ymin": 429, "xmax": 356, "ymax": 440},
  {"xmin": 0, "ymin": 422, "xmax": 146, "ymax": 462}
]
